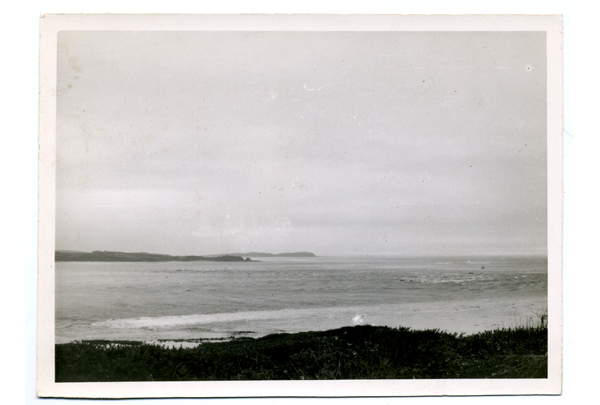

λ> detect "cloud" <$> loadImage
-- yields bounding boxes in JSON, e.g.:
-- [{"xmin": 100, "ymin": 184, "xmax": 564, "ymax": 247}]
[{"xmin": 56, "ymin": 31, "xmax": 547, "ymax": 255}]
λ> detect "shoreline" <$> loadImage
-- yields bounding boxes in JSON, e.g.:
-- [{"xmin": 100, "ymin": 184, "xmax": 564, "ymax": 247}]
[{"xmin": 55, "ymin": 296, "xmax": 547, "ymax": 345}]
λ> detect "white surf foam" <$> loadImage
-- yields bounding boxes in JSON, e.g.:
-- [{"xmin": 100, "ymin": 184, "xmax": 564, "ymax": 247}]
[{"xmin": 92, "ymin": 306, "xmax": 367, "ymax": 330}]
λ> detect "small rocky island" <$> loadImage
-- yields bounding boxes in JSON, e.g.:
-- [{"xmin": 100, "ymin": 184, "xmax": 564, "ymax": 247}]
[{"xmin": 223, "ymin": 252, "xmax": 317, "ymax": 258}]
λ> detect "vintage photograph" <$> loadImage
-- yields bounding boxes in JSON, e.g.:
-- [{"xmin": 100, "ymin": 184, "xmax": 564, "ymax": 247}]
[{"xmin": 38, "ymin": 14, "xmax": 562, "ymax": 397}]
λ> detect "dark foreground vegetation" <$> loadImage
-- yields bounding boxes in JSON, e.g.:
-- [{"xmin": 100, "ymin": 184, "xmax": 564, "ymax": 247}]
[{"xmin": 56, "ymin": 322, "xmax": 547, "ymax": 382}]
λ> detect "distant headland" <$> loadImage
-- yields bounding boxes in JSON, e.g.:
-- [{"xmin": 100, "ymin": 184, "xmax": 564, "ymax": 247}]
[
  {"xmin": 218, "ymin": 252, "xmax": 317, "ymax": 258},
  {"xmin": 54, "ymin": 250, "xmax": 316, "ymax": 262}
]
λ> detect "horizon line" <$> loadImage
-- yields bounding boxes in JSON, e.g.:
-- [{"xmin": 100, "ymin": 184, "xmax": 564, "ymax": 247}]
[{"xmin": 54, "ymin": 249, "xmax": 548, "ymax": 258}]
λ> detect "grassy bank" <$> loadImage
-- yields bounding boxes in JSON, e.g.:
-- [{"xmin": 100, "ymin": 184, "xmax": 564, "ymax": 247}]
[{"xmin": 56, "ymin": 323, "xmax": 547, "ymax": 382}]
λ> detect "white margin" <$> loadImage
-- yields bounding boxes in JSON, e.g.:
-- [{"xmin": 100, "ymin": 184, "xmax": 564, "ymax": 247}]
[{"xmin": 37, "ymin": 13, "xmax": 563, "ymax": 398}]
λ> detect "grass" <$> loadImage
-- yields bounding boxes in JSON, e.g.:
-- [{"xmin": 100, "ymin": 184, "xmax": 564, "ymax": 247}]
[{"xmin": 55, "ymin": 316, "xmax": 547, "ymax": 382}]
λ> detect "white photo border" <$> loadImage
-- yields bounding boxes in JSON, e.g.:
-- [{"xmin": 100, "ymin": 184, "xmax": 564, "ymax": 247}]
[{"xmin": 38, "ymin": 13, "xmax": 562, "ymax": 398}]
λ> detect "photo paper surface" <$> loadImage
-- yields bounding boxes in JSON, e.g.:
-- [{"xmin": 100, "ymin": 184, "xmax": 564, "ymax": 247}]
[{"xmin": 38, "ymin": 14, "xmax": 562, "ymax": 397}]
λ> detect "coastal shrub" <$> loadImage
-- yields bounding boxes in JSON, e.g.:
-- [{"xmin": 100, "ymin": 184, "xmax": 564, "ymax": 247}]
[{"xmin": 56, "ymin": 323, "xmax": 548, "ymax": 382}]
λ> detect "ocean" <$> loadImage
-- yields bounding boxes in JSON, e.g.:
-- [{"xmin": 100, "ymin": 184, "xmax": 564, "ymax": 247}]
[{"xmin": 55, "ymin": 255, "xmax": 547, "ymax": 344}]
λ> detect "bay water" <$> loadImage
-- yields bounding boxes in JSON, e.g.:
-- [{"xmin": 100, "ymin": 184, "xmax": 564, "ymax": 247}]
[{"xmin": 55, "ymin": 256, "xmax": 547, "ymax": 344}]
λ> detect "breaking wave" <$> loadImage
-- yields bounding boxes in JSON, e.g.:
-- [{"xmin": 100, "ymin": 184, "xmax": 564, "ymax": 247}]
[{"xmin": 92, "ymin": 306, "xmax": 369, "ymax": 330}]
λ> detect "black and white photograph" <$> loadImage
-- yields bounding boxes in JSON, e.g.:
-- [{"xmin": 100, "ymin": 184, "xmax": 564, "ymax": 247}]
[{"xmin": 37, "ymin": 14, "xmax": 562, "ymax": 398}]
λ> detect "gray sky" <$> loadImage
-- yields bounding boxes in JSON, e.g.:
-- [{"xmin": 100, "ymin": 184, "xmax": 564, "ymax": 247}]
[{"xmin": 56, "ymin": 31, "xmax": 546, "ymax": 256}]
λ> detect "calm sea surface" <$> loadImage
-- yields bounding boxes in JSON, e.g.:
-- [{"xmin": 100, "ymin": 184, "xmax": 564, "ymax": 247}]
[{"xmin": 55, "ymin": 256, "xmax": 547, "ymax": 343}]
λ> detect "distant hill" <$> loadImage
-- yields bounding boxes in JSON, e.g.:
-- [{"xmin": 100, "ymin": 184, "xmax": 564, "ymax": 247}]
[
  {"xmin": 55, "ymin": 251, "xmax": 251, "ymax": 263},
  {"xmin": 223, "ymin": 252, "xmax": 317, "ymax": 258}
]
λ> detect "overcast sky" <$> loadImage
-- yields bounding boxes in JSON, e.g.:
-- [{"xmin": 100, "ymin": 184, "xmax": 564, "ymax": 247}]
[{"xmin": 56, "ymin": 31, "xmax": 546, "ymax": 256}]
